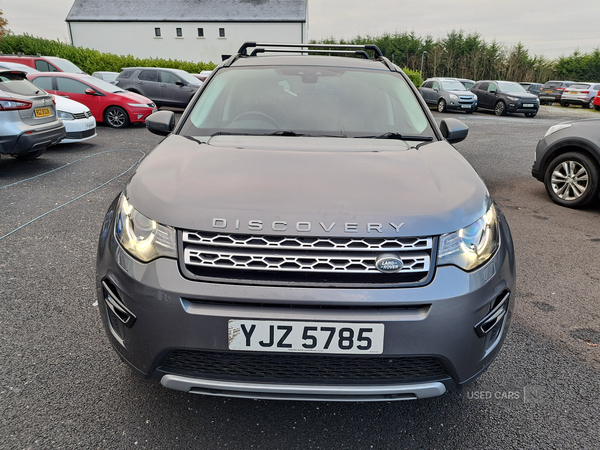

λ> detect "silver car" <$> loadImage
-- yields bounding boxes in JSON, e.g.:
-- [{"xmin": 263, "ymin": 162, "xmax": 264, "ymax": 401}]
[
  {"xmin": 97, "ymin": 43, "xmax": 515, "ymax": 402},
  {"xmin": 0, "ymin": 70, "xmax": 65, "ymax": 162},
  {"xmin": 560, "ymin": 82, "xmax": 600, "ymax": 109},
  {"xmin": 419, "ymin": 77, "xmax": 477, "ymax": 113}
]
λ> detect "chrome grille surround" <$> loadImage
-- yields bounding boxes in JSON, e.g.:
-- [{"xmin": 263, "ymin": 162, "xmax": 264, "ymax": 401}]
[{"xmin": 180, "ymin": 231, "xmax": 435, "ymax": 287}]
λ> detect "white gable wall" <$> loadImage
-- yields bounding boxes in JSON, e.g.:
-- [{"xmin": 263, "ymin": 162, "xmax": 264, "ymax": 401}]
[{"xmin": 69, "ymin": 22, "xmax": 306, "ymax": 64}]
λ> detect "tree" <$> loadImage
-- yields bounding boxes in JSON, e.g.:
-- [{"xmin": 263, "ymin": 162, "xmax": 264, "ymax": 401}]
[{"xmin": 0, "ymin": 9, "xmax": 9, "ymax": 39}]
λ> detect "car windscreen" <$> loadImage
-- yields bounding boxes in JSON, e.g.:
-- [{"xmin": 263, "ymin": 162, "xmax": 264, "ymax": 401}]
[
  {"xmin": 497, "ymin": 82, "xmax": 526, "ymax": 93},
  {"xmin": 50, "ymin": 59, "xmax": 85, "ymax": 74},
  {"xmin": 441, "ymin": 80, "xmax": 467, "ymax": 91},
  {"xmin": 173, "ymin": 70, "xmax": 202, "ymax": 85},
  {"xmin": 81, "ymin": 76, "xmax": 125, "ymax": 93},
  {"xmin": 180, "ymin": 66, "xmax": 433, "ymax": 139},
  {"xmin": 0, "ymin": 72, "xmax": 43, "ymax": 96}
]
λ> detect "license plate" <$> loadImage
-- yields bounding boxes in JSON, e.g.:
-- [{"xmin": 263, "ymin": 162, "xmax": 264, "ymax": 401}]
[
  {"xmin": 523, "ymin": 104, "xmax": 534, "ymax": 107},
  {"xmin": 34, "ymin": 107, "xmax": 51, "ymax": 118},
  {"xmin": 461, "ymin": 104, "xmax": 471, "ymax": 108},
  {"xmin": 569, "ymin": 91, "xmax": 577, "ymax": 94},
  {"xmin": 228, "ymin": 319, "xmax": 384, "ymax": 354},
  {"xmin": 85, "ymin": 122, "xmax": 95, "ymax": 129}
]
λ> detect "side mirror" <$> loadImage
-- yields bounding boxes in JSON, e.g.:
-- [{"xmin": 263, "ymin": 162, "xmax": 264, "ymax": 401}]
[
  {"xmin": 176, "ymin": 80, "xmax": 185, "ymax": 86},
  {"xmin": 433, "ymin": 88, "xmax": 439, "ymax": 92},
  {"xmin": 489, "ymin": 89, "xmax": 496, "ymax": 94},
  {"xmin": 440, "ymin": 118, "xmax": 468, "ymax": 144},
  {"xmin": 146, "ymin": 110, "xmax": 175, "ymax": 136},
  {"xmin": 85, "ymin": 88, "xmax": 97, "ymax": 95}
]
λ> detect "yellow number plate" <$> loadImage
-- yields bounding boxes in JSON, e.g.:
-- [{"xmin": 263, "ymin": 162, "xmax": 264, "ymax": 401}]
[{"xmin": 34, "ymin": 107, "xmax": 52, "ymax": 118}]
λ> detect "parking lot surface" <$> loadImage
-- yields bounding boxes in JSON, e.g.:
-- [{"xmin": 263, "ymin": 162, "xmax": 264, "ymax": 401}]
[{"xmin": 1, "ymin": 106, "xmax": 599, "ymax": 449}]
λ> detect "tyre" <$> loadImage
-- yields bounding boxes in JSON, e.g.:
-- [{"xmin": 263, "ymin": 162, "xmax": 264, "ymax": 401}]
[
  {"xmin": 13, "ymin": 148, "xmax": 46, "ymax": 160},
  {"xmin": 104, "ymin": 106, "xmax": 130, "ymax": 128},
  {"xmin": 437, "ymin": 98, "xmax": 446, "ymax": 113},
  {"xmin": 494, "ymin": 101, "xmax": 506, "ymax": 116},
  {"xmin": 524, "ymin": 112, "xmax": 537, "ymax": 118},
  {"xmin": 544, "ymin": 152, "xmax": 600, "ymax": 208},
  {"xmin": 560, "ymin": 101, "xmax": 569, "ymax": 107},
  {"xmin": 587, "ymin": 98, "xmax": 594, "ymax": 109}
]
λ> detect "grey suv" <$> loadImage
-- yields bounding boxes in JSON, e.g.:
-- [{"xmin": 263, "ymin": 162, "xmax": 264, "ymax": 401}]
[
  {"xmin": 0, "ymin": 70, "xmax": 65, "ymax": 162},
  {"xmin": 419, "ymin": 77, "xmax": 477, "ymax": 113},
  {"xmin": 115, "ymin": 67, "xmax": 202, "ymax": 108},
  {"xmin": 97, "ymin": 43, "xmax": 516, "ymax": 401},
  {"xmin": 471, "ymin": 80, "xmax": 540, "ymax": 117}
]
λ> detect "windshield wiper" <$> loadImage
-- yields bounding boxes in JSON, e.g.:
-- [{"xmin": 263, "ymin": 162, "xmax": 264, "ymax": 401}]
[
  {"xmin": 356, "ymin": 133, "xmax": 434, "ymax": 141},
  {"xmin": 268, "ymin": 130, "xmax": 308, "ymax": 137}
]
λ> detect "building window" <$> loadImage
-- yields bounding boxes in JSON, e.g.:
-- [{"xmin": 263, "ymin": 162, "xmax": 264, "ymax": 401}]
[
  {"xmin": 176, "ymin": 28, "xmax": 183, "ymax": 37},
  {"xmin": 197, "ymin": 28, "xmax": 204, "ymax": 37},
  {"xmin": 155, "ymin": 27, "xmax": 161, "ymax": 37},
  {"xmin": 219, "ymin": 28, "xmax": 225, "ymax": 38}
]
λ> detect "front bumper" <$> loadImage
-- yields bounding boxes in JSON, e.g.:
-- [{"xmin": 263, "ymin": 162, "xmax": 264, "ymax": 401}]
[
  {"xmin": 127, "ymin": 106, "xmax": 157, "ymax": 124},
  {"xmin": 506, "ymin": 101, "xmax": 539, "ymax": 114},
  {"xmin": 96, "ymin": 202, "xmax": 516, "ymax": 401},
  {"xmin": 446, "ymin": 101, "xmax": 477, "ymax": 112},
  {"xmin": 61, "ymin": 116, "xmax": 97, "ymax": 143}
]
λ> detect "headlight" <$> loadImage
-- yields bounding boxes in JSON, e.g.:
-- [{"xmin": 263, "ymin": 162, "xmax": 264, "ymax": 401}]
[
  {"xmin": 544, "ymin": 123, "xmax": 572, "ymax": 138},
  {"xmin": 127, "ymin": 103, "xmax": 152, "ymax": 108},
  {"xmin": 507, "ymin": 96, "xmax": 519, "ymax": 101},
  {"xmin": 57, "ymin": 110, "xmax": 75, "ymax": 120},
  {"xmin": 437, "ymin": 204, "xmax": 499, "ymax": 271},
  {"xmin": 115, "ymin": 195, "xmax": 177, "ymax": 263},
  {"xmin": 449, "ymin": 94, "xmax": 458, "ymax": 100}
]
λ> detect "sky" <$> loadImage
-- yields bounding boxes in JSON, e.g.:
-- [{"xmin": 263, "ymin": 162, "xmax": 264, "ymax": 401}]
[{"xmin": 0, "ymin": 0, "xmax": 598, "ymax": 60}]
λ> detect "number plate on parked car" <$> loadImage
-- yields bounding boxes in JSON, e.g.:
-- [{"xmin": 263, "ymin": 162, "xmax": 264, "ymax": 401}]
[
  {"xmin": 34, "ymin": 107, "xmax": 52, "ymax": 118},
  {"xmin": 228, "ymin": 320, "xmax": 384, "ymax": 354},
  {"xmin": 523, "ymin": 104, "xmax": 534, "ymax": 107},
  {"xmin": 461, "ymin": 104, "xmax": 471, "ymax": 108}
]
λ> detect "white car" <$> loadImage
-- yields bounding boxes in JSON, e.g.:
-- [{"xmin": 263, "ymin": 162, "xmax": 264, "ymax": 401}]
[{"xmin": 54, "ymin": 96, "xmax": 97, "ymax": 144}]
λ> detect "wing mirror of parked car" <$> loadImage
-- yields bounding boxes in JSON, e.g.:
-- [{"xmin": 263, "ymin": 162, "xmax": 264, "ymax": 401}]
[
  {"xmin": 440, "ymin": 118, "xmax": 468, "ymax": 144},
  {"xmin": 85, "ymin": 88, "xmax": 98, "ymax": 95},
  {"xmin": 176, "ymin": 80, "xmax": 185, "ymax": 86},
  {"xmin": 146, "ymin": 110, "xmax": 175, "ymax": 136},
  {"xmin": 489, "ymin": 89, "xmax": 496, "ymax": 94}
]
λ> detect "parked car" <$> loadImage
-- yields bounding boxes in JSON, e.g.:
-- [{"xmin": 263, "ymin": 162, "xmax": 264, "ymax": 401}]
[
  {"xmin": 92, "ymin": 71, "xmax": 120, "ymax": 85},
  {"xmin": 192, "ymin": 70, "xmax": 213, "ymax": 82},
  {"xmin": 419, "ymin": 77, "xmax": 477, "ymax": 113},
  {"xmin": 594, "ymin": 95, "xmax": 600, "ymax": 111},
  {"xmin": 54, "ymin": 96, "xmax": 97, "ymax": 144},
  {"xmin": 519, "ymin": 82, "xmax": 542, "ymax": 96},
  {"xmin": 538, "ymin": 80, "xmax": 576, "ymax": 105},
  {"xmin": 452, "ymin": 78, "xmax": 475, "ymax": 90},
  {"xmin": 0, "ymin": 55, "xmax": 85, "ymax": 74},
  {"xmin": 559, "ymin": 82, "xmax": 600, "ymax": 109},
  {"xmin": 115, "ymin": 67, "xmax": 202, "ymax": 108},
  {"xmin": 0, "ymin": 61, "xmax": 42, "ymax": 74},
  {"xmin": 96, "ymin": 42, "xmax": 515, "ymax": 401},
  {"xmin": 532, "ymin": 118, "xmax": 600, "ymax": 208},
  {"xmin": 0, "ymin": 70, "xmax": 65, "ymax": 162},
  {"xmin": 471, "ymin": 80, "xmax": 540, "ymax": 117},
  {"xmin": 27, "ymin": 72, "xmax": 156, "ymax": 128}
]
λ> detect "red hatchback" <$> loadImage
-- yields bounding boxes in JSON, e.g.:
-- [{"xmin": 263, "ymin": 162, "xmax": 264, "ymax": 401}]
[{"xmin": 27, "ymin": 73, "xmax": 157, "ymax": 128}]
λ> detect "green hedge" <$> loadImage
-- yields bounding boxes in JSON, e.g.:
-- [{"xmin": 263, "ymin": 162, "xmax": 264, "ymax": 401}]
[{"xmin": 0, "ymin": 34, "xmax": 216, "ymax": 74}]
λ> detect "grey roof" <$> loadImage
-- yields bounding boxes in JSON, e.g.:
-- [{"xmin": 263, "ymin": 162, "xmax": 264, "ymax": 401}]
[{"xmin": 66, "ymin": 0, "xmax": 307, "ymax": 22}]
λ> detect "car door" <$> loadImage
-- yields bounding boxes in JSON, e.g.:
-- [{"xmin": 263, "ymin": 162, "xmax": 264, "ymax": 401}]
[
  {"xmin": 55, "ymin": 77, "xmax": 103, "ymax": 120},
  {"xmin": 431, "ymin": 80, "xmax": 442, "ymax": 104},
  {"xmin": 159, "ymin": 70, "xmax": 193, "ymax": 108},
  {"xmin": 418, "ymin": 81, "xmax": 432, "ymax": 104},
  {"xmin": 475, "ymin": 82, "xmax": 491, "ymax": 108},
  {"xmin": 136, "ymin": 69, "xmax": 161, "ymax": 104}
]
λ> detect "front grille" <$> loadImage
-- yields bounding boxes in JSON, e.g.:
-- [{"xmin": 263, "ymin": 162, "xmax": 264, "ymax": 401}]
[
  {"xmin": 179, "ymin": 231, "xmax": 435, "ymax": 287},
  {"xmin": 160, "ymin": 350, "xmax": 449, "ymax": 384},
  {"xmin": 72, "ymin": 111, "xmax": 93, "ymax": 119}
]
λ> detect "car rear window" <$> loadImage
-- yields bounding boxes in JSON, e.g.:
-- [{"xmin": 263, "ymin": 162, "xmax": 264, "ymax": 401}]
[
  {"xmin": 542, "ymin": 82, "xmax": 561, "ymax": 88},
  {"xmin": 0, "ymin": 72, "xmax": 42, "ymax": 96},
  {"xmin": 569, "ymin": 84, "xmax": 591, "ymax": 89},
  {"xmin": 183, "ymin": 66, "xmax": 432, "ymax": 139}
]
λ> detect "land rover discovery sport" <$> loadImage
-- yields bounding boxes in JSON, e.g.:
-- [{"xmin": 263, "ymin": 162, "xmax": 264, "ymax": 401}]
[{"xmin": 96, "ymin": 43, "xmax": 516, "ymax": 401}]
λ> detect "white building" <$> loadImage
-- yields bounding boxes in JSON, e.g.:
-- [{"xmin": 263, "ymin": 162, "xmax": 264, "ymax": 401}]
[{"xmin": 66, "ymin": 0, "xmax": 308, "ymax": 64}]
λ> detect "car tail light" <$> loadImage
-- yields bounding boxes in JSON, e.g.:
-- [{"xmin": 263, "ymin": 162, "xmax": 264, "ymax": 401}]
[
  {"xmin": 556, "ymin": 87, "xmax": 565, "ymax": 91},
  {"xmin": 580, "ymin": 91, "xmax": 589, "ymax": 94},
  {"xmin": 0, "ymin": 98, "xmax": 33, "ymax": 110},
  {"xmin": 51, "ymin": 95, "xmax": 56, "ymax": 105}
]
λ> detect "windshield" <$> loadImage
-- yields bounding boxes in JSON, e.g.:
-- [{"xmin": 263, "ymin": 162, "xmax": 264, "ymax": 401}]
[
  {"xmin": 174, "ymin": 70, "xmax": 202, "ymax": 85},
  {"xmin": 50, "ymin": 59, "xmax": 85, "ymax": 74},
  {"xmin": 180, "ymin": 66, "xmax": 433, "ymax": 139},
  {"xmin": 82, "ymin": 75, "xmax": 125, "ymax": 93},
  {"xmin": 0, "ymin": 73, "xmax": 44, "ymax": 96},
  {"xmin": 441, "ymin": 80, "xmax": 468, "ymax": 91},
  {"xmin": 497, "ymin": 81, "xmax": 527, "ymax": 93}
]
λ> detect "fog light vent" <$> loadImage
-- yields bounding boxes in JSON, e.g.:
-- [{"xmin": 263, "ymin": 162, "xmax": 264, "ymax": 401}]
[
  {"xmin": 474, "ymin": 291, "xmax": 510, "ymax": 338},
  {"xmin": 102, "ymin": 280, "xmax": 136, "ymax": 347}
]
